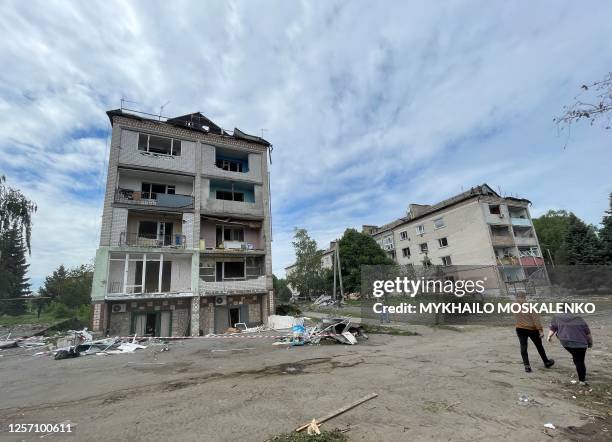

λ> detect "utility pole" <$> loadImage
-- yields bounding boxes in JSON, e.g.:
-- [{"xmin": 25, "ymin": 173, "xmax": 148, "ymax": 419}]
[
  {"xmin": 332, "ymin": 249, "xmax": 337, "ymax": 301},
  {"xmin": 336, "ymin": 244, "xmax": 344, "ymax": 303}
]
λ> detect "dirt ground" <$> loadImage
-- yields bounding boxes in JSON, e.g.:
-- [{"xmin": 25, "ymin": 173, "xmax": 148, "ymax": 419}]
[{"xmin": 0, "ymin": 314, "xmax": 611, "ymax": 441}]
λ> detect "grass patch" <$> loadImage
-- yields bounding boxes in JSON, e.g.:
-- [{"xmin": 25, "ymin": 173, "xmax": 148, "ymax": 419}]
[
  {"xmin": 266, "ymin": 430, "xmax": 349, "ymax": 442},
  {"xmin": 0, "ymin": 312, "xmax": 56, "ymax": 327},
  {"xmin": 361, "ymin": 324, "xmax": 419, "ymax": 336},
  {"xmin": 573, "ymin": 380, "xmax": 612, "ymax": 417}
]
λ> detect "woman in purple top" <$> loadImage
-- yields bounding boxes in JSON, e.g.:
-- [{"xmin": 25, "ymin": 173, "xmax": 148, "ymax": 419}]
[{"xmin": 547, "ymin": 314, "xmax": 593, "ymax": 385}]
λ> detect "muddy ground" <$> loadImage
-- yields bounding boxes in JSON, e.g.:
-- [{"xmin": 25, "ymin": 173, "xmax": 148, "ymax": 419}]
[{"xmin": 0, "ymin": 315, "xmax": 611, "ymax": 441}]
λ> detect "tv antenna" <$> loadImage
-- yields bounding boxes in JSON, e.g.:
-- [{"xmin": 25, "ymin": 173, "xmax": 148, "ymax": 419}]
[
  {"xmin": 159, "ymin": 101, "xmax": 170, "ymax": 120},
  {"xmin": 120, "ymin": 96, "xmax": 139, "ymax": 111}
]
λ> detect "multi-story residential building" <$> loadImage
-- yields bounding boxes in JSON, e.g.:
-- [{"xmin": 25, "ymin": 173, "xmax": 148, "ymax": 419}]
[
  {"xmin": 90, "ymin": 109, "xmax": 273, "ymax": 337},
  {"xmin": 365, "ymin": 184, "xmax": 546, "ymax": 293}
]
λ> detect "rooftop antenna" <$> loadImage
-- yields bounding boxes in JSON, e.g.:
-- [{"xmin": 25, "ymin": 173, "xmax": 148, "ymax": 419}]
[
  {"xmin": 159, "ymin": 101, "xmax": 170, "ymax": 120},
  {"xmin": 120, "ymin": 95, "xmax": 139, "ymax": 111},
  {"xmin": 260, "ymin": 128, "xmax": 267, "ymax": 139}
]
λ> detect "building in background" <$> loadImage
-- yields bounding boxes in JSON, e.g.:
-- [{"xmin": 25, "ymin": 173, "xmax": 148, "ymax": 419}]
[
  {"xmin": 90, "ymin": 109, "xmax": 273, "ymax": 336},
  {"xmin": 365, "ymin": 184, "xmax": 547, "ymax": 294}
]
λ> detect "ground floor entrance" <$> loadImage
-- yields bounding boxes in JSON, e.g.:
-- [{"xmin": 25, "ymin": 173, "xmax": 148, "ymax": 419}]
[{"xmin": 130, "ymin": 311, "xmax": 172, "ymax": 337}]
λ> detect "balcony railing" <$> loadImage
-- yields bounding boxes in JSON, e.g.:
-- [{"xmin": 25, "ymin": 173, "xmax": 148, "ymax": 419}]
[
  {"xmin": 115, "ymin": 188, "xmax": 194, "ymax": 209},
  {"xmin": 491, "ymin": 234, "xmax": 515, "ymax": 247},
  {"xmin": 496, "ymin": 256, "xmax": 520, "ymax": 266},
  {"xmin": 510, "ymin": 217, "xmax": 531, "ymax": 226},
  {"xmin": 119, "ymin": 232, "xmax": 186, "ymax": 248},
  {"xmin": 199, "ymin": 276, "xmax": 266, "ymax": 295}
]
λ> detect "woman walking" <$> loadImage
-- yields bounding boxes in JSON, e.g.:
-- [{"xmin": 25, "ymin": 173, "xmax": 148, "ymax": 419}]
[
  {"xmin": 514, "ymin": 293, "xmax": 555, "ymax": 372},
  {"xmin": 547, "ymin": 314, "xmax": 593, "ymax": 385}
]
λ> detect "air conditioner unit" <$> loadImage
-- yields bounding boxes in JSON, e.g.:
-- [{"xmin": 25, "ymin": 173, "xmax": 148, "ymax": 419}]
[
  {"xmin": 112, "ymin": 304, "xmax": 127, "ymax": 313},
  {"xmin": 215, "ymin": 296, "xmax": 227, "ymax": 306}
]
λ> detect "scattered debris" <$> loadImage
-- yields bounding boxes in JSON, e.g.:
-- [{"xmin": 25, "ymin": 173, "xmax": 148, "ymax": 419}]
[
  {"xmin": 295, "ymin": 393, "xmax": 378, "ymax": 432},
  {"xmin": 267, "ymin": 315, "xmax": 304, "ymax": 330},
  {"xmin": 0, "ymin": 340, "xmax": 18, "ymax": 349},
  {"xmin": 543, "ymin": 422, "xmax": 556, "ymax": 430}
]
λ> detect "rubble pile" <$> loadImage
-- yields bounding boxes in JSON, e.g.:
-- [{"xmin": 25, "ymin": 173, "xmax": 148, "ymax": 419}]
[{"xmin": 274, "ymin": 317, "xmax": 368, "ymax": 346}]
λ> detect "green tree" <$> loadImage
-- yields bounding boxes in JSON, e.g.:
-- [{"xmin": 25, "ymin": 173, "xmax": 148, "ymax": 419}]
[
  {"xmin": 601, "ymin": 193, "xmax": 612, "ymax": 265},
  {"xmin": 336, "ymin": 228, "xmax": 394, "ymax": 294},
  {"xmin": 532, "ymin": 210, "xmax": 572, "ymax": 265},
  {"xmin": 37, "ymin": 264, "xmax": 93, "ymax": 318},
  {"xmin": 286, "ymin": 228, "xmax": 325, "ymax": 299},
  {"xmin": 0, "ymin": 225, "xmax": 30, "ymax": 315},
  {"xmin": 565, "ymin": 214, "xmax": 603, "ymax": 265},
  {"xmin": 0, "ymin": 176, "xmax": 37, "ymax": 253},
  {"xmin": 273, "ymin": 274, "xmax": 293, "ymax": 303}
]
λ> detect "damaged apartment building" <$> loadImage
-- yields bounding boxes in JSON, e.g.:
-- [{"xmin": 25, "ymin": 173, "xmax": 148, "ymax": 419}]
[
  {"xmin": 90, "ymin": 109, "xmax": 273, "ymax": 337},
  {"xmin": 364, "ymin": 184, "xmax": 548, "ymax": 295}
]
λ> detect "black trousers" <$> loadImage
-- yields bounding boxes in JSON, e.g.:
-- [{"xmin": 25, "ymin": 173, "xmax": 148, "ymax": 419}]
[
  {"xmin": 516, "ymin": 328, "xmax": 549, "ymax": 366},
  {"xmin": 563, "ymin": 346, "xmax": 587, "ymax": 382}
]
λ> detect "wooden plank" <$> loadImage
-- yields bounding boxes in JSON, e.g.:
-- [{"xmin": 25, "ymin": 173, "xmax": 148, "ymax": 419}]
[{"xmin": 295, "ymin": 393, "xmax": 378, "ymax": 432}]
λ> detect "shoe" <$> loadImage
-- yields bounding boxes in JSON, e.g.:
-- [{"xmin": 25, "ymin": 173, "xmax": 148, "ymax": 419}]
[
  {"xmin": 579, "ymin": 381, "xmax": 589, "ymax": 387},
  {"xmin": 545, "ymin": 359, "xmax": 555, "ymax": 368},
  {"xmin": 524, "ymin": 365, "xmax": 532, "ymax": 373}
]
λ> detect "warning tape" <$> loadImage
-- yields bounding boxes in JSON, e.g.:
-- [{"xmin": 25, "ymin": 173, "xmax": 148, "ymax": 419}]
[{"xmin": 115, "ymin": 333, "xmax": 335, "ymax": 340}]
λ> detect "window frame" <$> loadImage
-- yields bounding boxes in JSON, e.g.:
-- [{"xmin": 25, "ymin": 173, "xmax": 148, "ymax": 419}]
[
  {"xmin": 399, "ymin": 230, "xmax": 408, "ymax": 241},
  {"xmin": 441, "ymin": 255, "xmax": 452, "ymax": 266},
  {"xmin": 416, "ymin": 224, "xmax": 425, "ymax": 234},
  {"xmin": 438, "ymin": 237, "xmax": 448, "ymax": 248},
  {"xmin": 433, "ymin": 217, "xmax": 445, "ymax": 229},
  {"xmin": 419, "ymin": 242, "xmax": 428, "ymax": 253},
  {"xmin": 402, "ymin": 247, "xmax": 411, "ymax": 258},
  {"xmin": 137, "ymin": 133, "xmax": 182, "ymax": 156}
]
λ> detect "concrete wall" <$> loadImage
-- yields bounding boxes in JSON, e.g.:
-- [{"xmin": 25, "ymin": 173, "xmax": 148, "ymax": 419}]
[
  {"xmin": 201, "ymin": 143, "xmax": 263, "ymax": 183},
  {"xmin": 119, "ymin": 130, "xmax": 196, "ymax": 174},
  {"xmin": 392, "ymin": 199, "xmax": 495, "ymax": 267}
]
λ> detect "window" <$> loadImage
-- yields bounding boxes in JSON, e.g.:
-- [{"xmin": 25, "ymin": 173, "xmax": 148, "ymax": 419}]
[
  {"xmin": 433, "ymin": 218, "xmax": 445, "ymax": 229},
  {"xmin": 402, "ymin": 247, "xmax": 411, "ymax": 258},
  {"xmin": 489, "ymin": 204, "xmax": 501, "ymax": 215},
  {"xmin": 216, "ymin": 159, "xmax": 244, "ymax": 172},
  {"xmin": 215, "ymin": 185, "xmax": 246, "ymax": 202},
  {"xmin": 223, "ymin": 261, "xmax": 245, "ymax": 279},
  {"xmin": 141, "ymin": 182, "xmax": 176, "ymax": 198},
  {"xmin": 399, "ymin": 231, "xmax": 408, "ymax": 240},
  {"xmin": 419, "ymin": 242, "xmax": 428, "ymax": 253},
  {"xmin": 138, "ymin": 133, "xmax": 181, "ymax": 156},
  {"xmin": 138, "ymin": 221, "xmax": 157, "ymax": 238},
  {"xmin": 441, "ymin": 256, "xmax": 452, "ymax": 266},
  {"xmin": 416, "ymin": 225, "xmax": 425, "ymax": 234},
  {"xmin": 438, "ymin": 237, "xmax": 448, "ymax": 248},
  {"xmin": 216, "ymin": 225, "xmax": 245, "ymax": 246}
]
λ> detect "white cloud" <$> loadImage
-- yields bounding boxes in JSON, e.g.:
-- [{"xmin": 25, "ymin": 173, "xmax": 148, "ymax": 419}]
[{"xmin": 0, "ymin": 1, "xmax": 610, "ymax": 284}]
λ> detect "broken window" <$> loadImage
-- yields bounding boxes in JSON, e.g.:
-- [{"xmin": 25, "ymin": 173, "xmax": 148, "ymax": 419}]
[
  {"xmin": 489, "ymin": 204, "xmax": 501, "ymax": 215},
  {"xmin": 216, "ymin": 189, "xmax": 245, "ymax": 202},
  {"xmin": 438, "ymin": 237, "xmax": 448, "ymax": 247},
  {"xmin": 402, "ymin": 247, "xmax": 411, "ymax": 258},
  {"xmin": 141, "ymin": 182, "xmax": 176, "ymax": 198},
  {"xmin": 223, "ymin": 261, "xmax": 245, "ymax": 279},
  {"xmin": 138, "ymin": 133, "xmax": 182, "ymax": 156},
  {"xmin": 441, "ymin": 256, "xmax": 452, "ymax": 266},
  {"xmin": 419, "ymin": 242, "xmax": 428, "ymax": 253},
  {"xmin": 399, "ymin": 231, "xmax": 408, "ymax": 240},
  {"xmin": 416, "ymin": 225, "xmax": 425, "ymax": 234},
  {"xmin": 215, "ymin": 225, "xmax": 245, "ymax": 247},
  {"xmin": 433, "ymin": 218, "xmax": 445, "ymax": 229},
  {"xmin": 216, "ymin": 159, "xmax": 244, "ymax": 172}
]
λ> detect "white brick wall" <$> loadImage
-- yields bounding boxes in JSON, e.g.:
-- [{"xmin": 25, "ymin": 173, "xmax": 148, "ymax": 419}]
[
  {"xmin": 110, "ymin": 208, "xmax": 128, "ymax": 246},
  {"xmin": 119, "ymin": 130, "xmax": 197, "ymax": 173}
]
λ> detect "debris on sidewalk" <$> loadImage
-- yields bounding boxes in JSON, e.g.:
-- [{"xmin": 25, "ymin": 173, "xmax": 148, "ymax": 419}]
[
  {"xmin": 295, "ymin": 393, "xmax": 378, "ymax": 432},
  {"xmin": 274, "ymin": 316, "xmax": 368, "ymax": 346},
  {"xmin": 267, "ymin": 315, "xmax": 304, "ymax": 330}
]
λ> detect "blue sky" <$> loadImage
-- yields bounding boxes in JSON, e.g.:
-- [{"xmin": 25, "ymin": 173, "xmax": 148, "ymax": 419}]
[{"xmin": 0, "ymin": 1, "xmax": 611, "ymax": 288}]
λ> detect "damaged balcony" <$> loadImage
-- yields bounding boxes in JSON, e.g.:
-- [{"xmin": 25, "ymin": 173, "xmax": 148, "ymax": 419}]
[
  {"xmin": 202, "ymin": 179, "xmax": 263, "ymax": 217},
  {"xmin": 513, "ymin": 226, "xmax": 537, "ymax": 246},
  {"xmin": 199, "ymin": 216, "xmax": 265, "ymax": 254},
  {"xmin": 199, "ymin": 256, "xmax": 267, "ymax": 295},
  {"xmin": 494, "ymin": 247, "xmax": 520, "ymax": 266},
  {"xmin": 518, "ymin": 247, "xmax": 545, "ymax": 267},
  {"xmin": 114, "ymin": 168, "xmax": 194, "ymax": 211},
  {"xmin": 106, "ymin": 252, "xmax": 192, "ymax": 299},
  {"xmin": 490, "ymin": 225, "xmax": 514, "ymax": 247},
  {"xmin": 119, "ymin": 212, "xmax": 186, "ymax": 249},
  {"xmin": 508, "ymin": 206, "xmax": 531, "ymax": 226}
]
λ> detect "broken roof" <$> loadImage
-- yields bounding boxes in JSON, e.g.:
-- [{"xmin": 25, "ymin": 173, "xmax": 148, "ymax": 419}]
[
  {"xmin": 106, "ymin": 109, "xmax": 271, "ymax": 147},
  {"xmin": 370, "ymin": 184, "xmax": 531, "ymax": 236}
]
